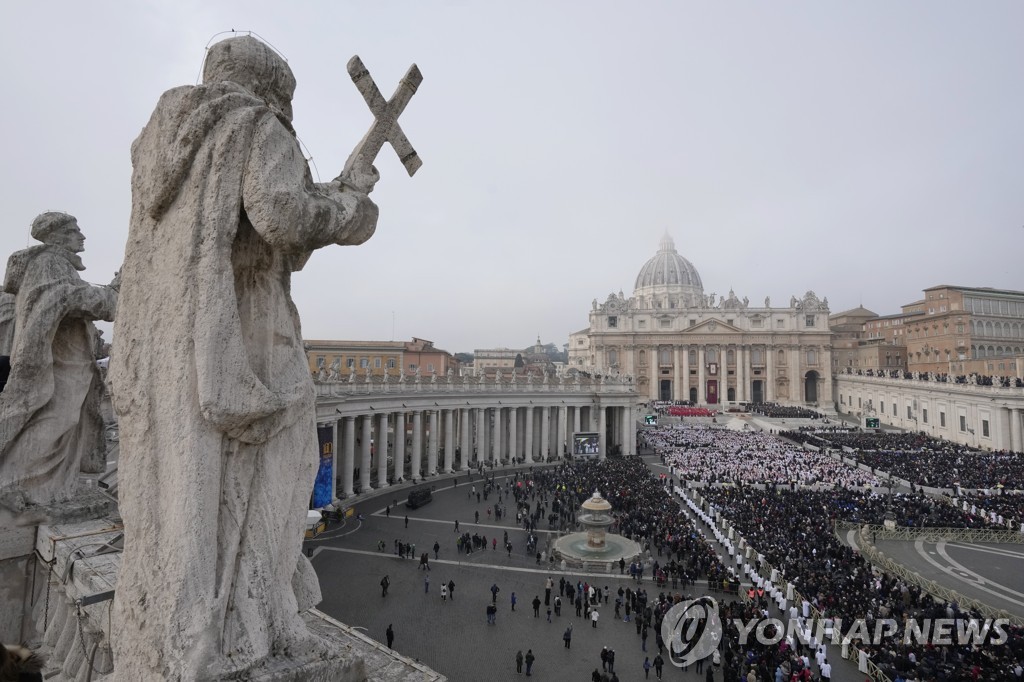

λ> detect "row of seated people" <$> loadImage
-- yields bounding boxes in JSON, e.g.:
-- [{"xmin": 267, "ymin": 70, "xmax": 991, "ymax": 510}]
[
  {"xmin": 665, "ymin": 405, "xmax": 716, "ymax": 417},
  {"xmin": 947, "ymin": 492, "xmax": 1024, "ymax": 530},
  {"xmin": 747, "ymin": 403, "xmax": 824, "ymax": 419},
  {"xmin": 700, "ymin": 486, "xmax": 1021, "ymax": 681}
]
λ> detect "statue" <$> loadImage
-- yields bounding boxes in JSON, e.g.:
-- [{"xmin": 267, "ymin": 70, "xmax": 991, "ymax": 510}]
[
  {"xmin": 0, "ymin": 212, "xmax": 118, "ymax": 506},
  {"xmin": 109, "ymin": 36, "xmax": 400, "ymax": 679},
  {"xmin": 708, "ymin": 292, "xmax": 716, "ymax": 307},
  {"xmin": 764, "ymin": 296, "xmax": 770, "ymax": 308},
  {"xmin": 327, "ymin": 357, "xmax": 341, "ymax": 381},
  {"xmin": 315, "ymin": 357, "xmax": 327, "ymax": 382},
  {"xmin": 790, "ymin": 296, "xmax": 798, "ymax": 307},
  {"xmin": 349, "ymin": 365, "xmax": 358, "ymax": 383},
  {"xmin": 741, "ymin": 296, "xmax": 749, "ymax": 309},
  {"xmin": 510, "ymin": 368, "xmax": 517, "ymax": 384},
  {"xmin": 397, "ymin": 368, "xmax": 406, "ymax": 383}
]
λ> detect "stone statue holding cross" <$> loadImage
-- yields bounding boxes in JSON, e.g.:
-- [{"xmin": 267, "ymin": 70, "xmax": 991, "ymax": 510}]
[{"xmin": 110, "ymin": 35, "xmax": 422, "ymax": 679}]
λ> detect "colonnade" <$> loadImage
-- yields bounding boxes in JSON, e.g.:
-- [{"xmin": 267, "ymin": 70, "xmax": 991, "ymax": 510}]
[{"xmin": 320, "ymin": 401, "xmax": 637, "ymax": 501}]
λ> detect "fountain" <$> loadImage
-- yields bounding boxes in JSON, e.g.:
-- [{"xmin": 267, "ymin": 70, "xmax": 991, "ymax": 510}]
[{"xmin": 552, "ymin": 491, "xmax": 641, "ymax": 572}]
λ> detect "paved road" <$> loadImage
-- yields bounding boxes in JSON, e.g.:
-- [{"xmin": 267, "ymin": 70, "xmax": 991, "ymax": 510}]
[
  {"xmin": 875, "ymin": 538, "xmax": 1024, "ymax": 618},
  {"xmin": 310, "ymin": 461, "xmax": 864, "ymax": 681}
]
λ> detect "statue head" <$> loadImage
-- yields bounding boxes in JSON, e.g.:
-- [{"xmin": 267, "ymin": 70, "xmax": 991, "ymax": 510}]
[
  {"xmin": 203, "ymin": 36, "xmax": 297, "ymax": 121},
  {"xmin": 31, "ymin": 212, "xmax": 83, "ymax": 252}
]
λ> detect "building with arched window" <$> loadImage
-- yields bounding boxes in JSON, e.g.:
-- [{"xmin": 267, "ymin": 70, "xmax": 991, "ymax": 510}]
[{"xmin": 568, "ymin": 234, "xmax": 834, "ymax": 408}]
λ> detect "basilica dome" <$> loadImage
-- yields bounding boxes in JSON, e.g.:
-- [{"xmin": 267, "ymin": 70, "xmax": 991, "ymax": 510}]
[{"xmin": 633, "ymin": 234, "xmax": 704, "ymax": 300}]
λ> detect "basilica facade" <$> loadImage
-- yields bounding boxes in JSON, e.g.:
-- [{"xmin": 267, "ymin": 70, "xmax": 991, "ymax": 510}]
[{"xmin": 568, "ymin": 235, "xmax": 834, "ymax": 408}]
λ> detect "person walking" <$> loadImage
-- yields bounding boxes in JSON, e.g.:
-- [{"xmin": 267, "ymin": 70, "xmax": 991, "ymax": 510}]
[
  {"xmin": 563, "ymin": 624, "xmax": 572, "ymax": 649},
  {"xmin": 491, "ymin": 583, "xmax": 500, "ymax": 603},
  {"xmin": 433, "ymin": 541, "xmax": 440, "ymax": 559},
  {"xmin": 385, "ymin": 624, "xmax": 394, "ymax": 649},
  {"xmin": 405, "ymin": 514, "xmax": 409, "ymax": 528},
  {"xmin": 380, "ymin": 574, "xmax": 390, "ymax": 597},
  {"xmin": 511, "ymin": 592, "xmax": 517, "ymax": 611},
  {"xmin": 524, "ymin": 649, "xmax": 535, "ymax": 676},
  {"xmin": 591, "ymin": 608, "xmax": 599, "ymax": 628},
  {"xmin": 448, "ymin": 579, "xmax": 456, "ymax": 601},
  {"xmin": 607, "ymin": 649, "xmax": 615, "ymax": 674},
  {"xmin": 653, "ymin": 654, "xmax": 664, "ymax": 680},
  {"xmin": 515, "ymin": 650, "xmax": 523, "ymax": 674},
  {"xmin": 532, "ymin": 595, "xmax": 541, "ymax": 617},
  {"xmin": 440, "ymin": 583, "xmax": 448, "ymax": 601},
  {"xmin": 424, "ymin": 574, "xmax": 430, "ymax": 593},
  {"xmin": 644, "ymin": 656, "xmax": 652, "ymax": 679}
]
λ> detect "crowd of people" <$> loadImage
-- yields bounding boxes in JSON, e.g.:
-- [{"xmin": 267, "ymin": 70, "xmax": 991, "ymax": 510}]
[
  {"xmin": 948, "ymin": 492, "xmax": 1024, "ymax": 530},
  {"xmin": 649, "ymin": 425, "xmax": 880, "ymax": 487},
  {"xmin": 747, "ymin": 403, "xmax": 824, "ymax": 420},
  {"xmin": 699, "ymin": 485, "xmax": 1023, "ymax": 680}
]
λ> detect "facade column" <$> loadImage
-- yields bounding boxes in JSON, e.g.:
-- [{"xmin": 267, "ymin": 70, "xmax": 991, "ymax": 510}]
[
  {"xmin": 672, "ymin": 346, "xmax": 682, "ymax": 401},
  {"xmin": 428, "ymin": 410, "xmax": 439, "ymax": 474},
  {"xmin": 540, "ymin": 406, "xmax": 551, "ymax": 462},
  {"xmin": 1010, "ymin": 408, "xmax": 1022, "ymax": 453},
  {"xmin": 475, "ymin": 408, "xmax": 485, "ymax": 464},
  {"xmin": 394, "ymin": 412, "xmax": 406, "ymax": 482},
  {"xmin": 443, "ymin": 409, "xmax": 454, "ymax": 473},
  {"xmin": 598, "ymin": 405, "xmax": 607, "ymax": 460},
  {"xmin": 559, "ymin": 405, "xmax": 568, "ymax": 459},
  {"xmin": 821, "ymin": 346, "xmax": 834, "ymax": 407},
  {"xmin": 792, "ymin": 347, "xmax": 802, "ymax": 403},
  {"xmin": 697, "ymin": 347, "xmax": 706, "ymax": 405},
  {"xmin": 411, "ymin": 411, "xmax": 423, "ymax": 481},
  {"xmin": 681, "ymin": 345, "xmax": 690, "ymax": 402},
  {"xmin": 508, "ymin": 407, "xmax": 518, "ymax": 464},
  {"xmin": 650, "ymin": 349, "xmax": 659, "ymax": 402},
  {"xmin": 736, "ymin": 345, "xmax": 745, "ymax": 403},
  {"xmin": 377, "ymin": 412, "xmax": 389, "ymax": 488},
  {"xmin": 460, "ymin": 408, "xmax": 471, "ymax": 470},
  {"xmin": 492, "ymin": 407, "xmax": 502, "ymax": 463},
  {"xmin": 342, "ymin": 416, "xmax": 355, "ymax": 497},
  {"xmin": 330, "ymin": 419, "xmax": 340, "ymax": 501},
  {"xmin": 524, "ymin": 406, "xmax": 535, "ymax": 462},
  {"xmin": 573, "ymin": 406, "xmax": 581, "ymax": 434},
  {"xmin": 766, "ymin": 345, "xmax": 775, "ymax": 402},
  {"xmin": 360, "ymin": 414, "xmax": 372, "ymax": 492}
]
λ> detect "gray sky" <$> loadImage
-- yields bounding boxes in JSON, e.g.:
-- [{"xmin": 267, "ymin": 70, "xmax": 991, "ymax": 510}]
[{"xmin": 2, "ymin": 1, "xmax": 1022, "ymax": 354}]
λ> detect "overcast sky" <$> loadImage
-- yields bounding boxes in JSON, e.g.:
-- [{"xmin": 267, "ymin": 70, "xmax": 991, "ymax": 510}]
[{"xmin": 2, "ymin": 2, "xmax": 1022, "ymax": 354}]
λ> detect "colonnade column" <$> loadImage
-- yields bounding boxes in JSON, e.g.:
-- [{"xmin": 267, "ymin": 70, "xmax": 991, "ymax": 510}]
[
  {"xmin": 394, "ymin": 412, "xmax": 406, "ymax": 482},
  {"xmin": 573, "ymin": 406, "xmax": 581, "ymax": 434},
  {"xmin": 1010, "ymin": 408, "xmax": 1022, "ymax": 453},
  {"xmin": 766, "ymin": 346, "xmax": 775, "ymax": 402},
  {"xmin": 559, "ymin": 405, "xmax": 568, "ymax": 459},
  {"xmin": 697, "ymin": 347, "xmax": 706, "ymax": 405},
  {"xmin": 736, "ymin": 346, "xmax": 745, "ymax": 403},
  {"xmin": 598, "ymin": 406, "xmax": 607, "ymax": 460},
  {"xmin": 621, "ymin": 406, "xmax": 631, "ymax": 456},
  {"xmin": 524, "ymin": 407, "xmax": 535, "ymax": 462},
  {"xmin": 427, "ymin": 410, "xmax": 439, "ymax": 475},
  {"xmin": 441, "ymin": 409, "xmax": 454, "ymax": 473},
  {"xmin": 540, "ymin": 406, "xmax": 551, "ymax": 462},
  {"xmin": 360, "ymin": 414, "xmax": 372, "ymax": 492},
  {"xmin": 377, "ymin": 412, "xmax": 389, "ymax": 488},
  {"xmin": 493, "ymin": 407, "xmax": 502, "ymax": 463},
  {"xmin": 342, "ymin": 416, "xmax": 355, "ymax": 497},
  {"xmin": 821, "ymin": 347, "xmax": 834, "ymax": 406},
  {"xmin": 330, "ymin": 420, "xmax": 340, "ymax": 501},
  {"xmin": 411, "ymin": 411, "xmax": 423, "ymax": 481},
  {"xmin": 460, "ymin": 408, "xmax": 471, "ymax": 470},
  {"xmin": 508, "ymin": 407, "xmax": 517, "ymax": 464},
  {"xmin": 475, "ymin": 408, "xmax": 485, "ymax": 464}
]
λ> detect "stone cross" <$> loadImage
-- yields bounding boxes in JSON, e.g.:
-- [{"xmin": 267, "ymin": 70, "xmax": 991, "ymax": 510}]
[{"xmin": 343, "ymin": 56, "xmax": 423, "ymax": 191}]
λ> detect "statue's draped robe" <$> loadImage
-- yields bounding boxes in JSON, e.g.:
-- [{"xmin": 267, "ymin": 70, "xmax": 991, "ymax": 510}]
[
  {"xmin": 110, "ymin": 81, "xmax": 375, "ymax": 679},
  {"xmin": 0, "ymin": 246, "xmax": 114, "ymax": 504}
]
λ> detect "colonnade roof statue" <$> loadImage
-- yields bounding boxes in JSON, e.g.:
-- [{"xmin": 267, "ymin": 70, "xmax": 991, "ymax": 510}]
[
  {"xmin": 108, "ymin": 35, "xmax": 420, "ymax": 679},
  {"xmin": 0, "ymin": 212, "xmax": 117, "ymax": 508}
]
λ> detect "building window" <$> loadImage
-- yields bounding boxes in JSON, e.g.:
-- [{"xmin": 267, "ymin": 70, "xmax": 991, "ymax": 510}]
[
  {"xmin": 387, "ymin": 358, "xmax": 396, "ymax": 369},
  {"xmin": 428, "ymin": 364, "xmax": 434, "ymax": 372},
  {"xmin": 959, "ymin": 415, "xmax": 966, "ymax": 432},
  {"xmin": 660, "ymin": 319, "xmax": 671, "ymax": 328},
  {"xmin": 982, "ymin": 420, "xmax": 990, "ymax": 438},
  {"xmin": 346, "ymin": 358, "xmax": 355, "ymax": 368},
  {"xmin": 806, "ymin": 350, "xmax": 817, "ymax": 365},
  {"xmin": 805, "ymin": 315, "xmax": 815, "ymax": 327},
  {"xmin": 922, "ymin": 409, "xmax": 928, "ymax": 424},
  {"xmin": 316, "ymin": 355, "xmax": 325, "ymax": 366},
  {"xmin": 638, "ymin": 319, "xmax": 646, "ymax": 329},
  {"xmin": 893, "ymin": 403, "xmax": 897, "ymax": 416},
  {"xmin": 374, "ymin": 357, "xmax": 382, "ymax": 368},
  {"xmin": 608, "ymin": 316, "xmax": 617, "ymax": 328},
  {"xmin": 752, "ymin": 318, "xmax": 763, "ymax": 328},
  {"xmin": 409, "ymin": 363, "xmax": 417, "ymax": 371},
  {"xmin": 689, "ymin": 349, "xmax": 697, "ymax": 364},
  {"xmin": 726, "ymin": 319, "xmax": 733, "ymax": 326},
  {"xmin": 940, "ymin": 412, "xmax": 946, "ymax": 427},
  {"xmin": 706, "ymin": 348, "xmax": 718, "ymax": 363},
  {"xmin": 360, "ymin": 357, "xmax": 369, "ymax": 368},
  {"xmin": 578, "ymin": 338, "xmax": 586, "ymax": 346},
  {"xmin": 689, "ymin": 319, "xmax": 696, "ymax": 328},
  {"xmin": 777, "ymin": 319, "xmax": 785, "ymax": 328},
  {"xmin": 907, "ymin": 406, "xmax": 912, "ymax": 419},
  {"xmin": 607, "ymin": 350, "xmax": 618, "ymax": 366},
  {"xmin": 660, "ymin": 349, "xmax": 671, "ymax": 365},
  {"xmin": 639, "ymin": 350, "xmax": 647, "ymax": 365},
  {"xmin": 881, "ymin": 401, "xmax": 885, "ymax": 414},
  {"xmin": 751, "ymin": 349, "xmax": 763, "ymax": 364}
]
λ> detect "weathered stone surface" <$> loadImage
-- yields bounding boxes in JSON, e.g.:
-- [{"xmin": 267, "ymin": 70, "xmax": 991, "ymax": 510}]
[
  {"xmin": 108, "ymin": 36, "xmax": 380, "ymax": 680},
  {"xmin": 0, "ymin": 213, "xmax": 116, "ymax": 507}
]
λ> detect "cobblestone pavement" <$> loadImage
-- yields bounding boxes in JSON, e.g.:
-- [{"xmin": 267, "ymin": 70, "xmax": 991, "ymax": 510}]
[{"xmin": 310, "ymin": 463, "xmax": 861, "ymax": 682}]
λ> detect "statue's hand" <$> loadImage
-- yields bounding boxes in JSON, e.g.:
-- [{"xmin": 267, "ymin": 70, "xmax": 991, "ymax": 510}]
[
  {"xmin": 109, "ymin": 270, "xmax": 122, "ymax": 292},
  {"xmin": 337, "ymin": 163, "xmax": 379, "ymax": 195}
]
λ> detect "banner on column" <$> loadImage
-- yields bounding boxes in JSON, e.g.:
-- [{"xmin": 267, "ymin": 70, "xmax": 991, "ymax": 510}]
[{"xmin": 312, "ymin": 424, "xmax": 334, "ymax": 508}]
